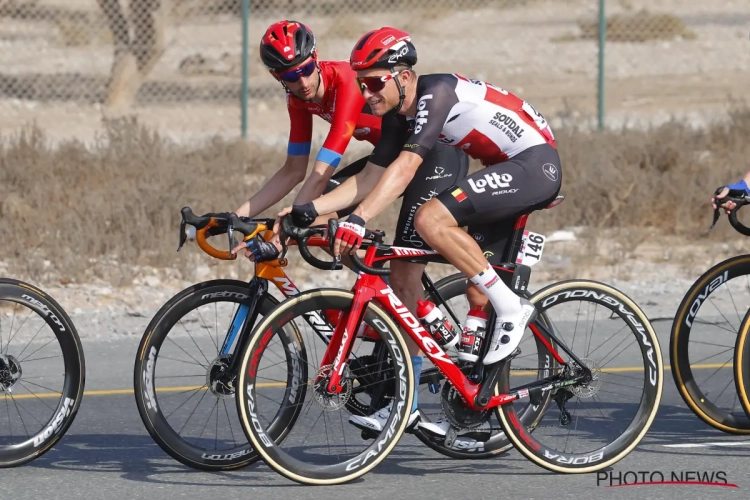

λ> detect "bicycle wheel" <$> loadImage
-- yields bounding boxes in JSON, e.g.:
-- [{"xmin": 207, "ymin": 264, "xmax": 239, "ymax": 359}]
[
  {"xmin": 134, "ymin": 279, "xmax": 307, "ymax": 471},
  {"xmin": 236, "ymin": 288, "xmax": 413, "ymax": 485},
  {"xmin": 671, "ymin": 254, "xmax": 750, "ymax": 434},
  {"xmin": 496, "ymin": 280, "xmax": 663, "ymax": 473},
  {"xmin": 0, "ymin": 278, "xmax": 85, "ymax": 467},
  {"xmin": 413, "ymin": 272, "xmax": 557, "ymax": 459},
  {"xmin": 733, "ymin": 309, "xmax": 750, "ymax": 419}
]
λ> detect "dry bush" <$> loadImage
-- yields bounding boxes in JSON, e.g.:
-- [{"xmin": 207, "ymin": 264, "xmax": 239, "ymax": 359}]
[
  {"xmin": 576, "ymin": 9, "xmax": 696, "ymax": 43},
  {"xmin": 2, "ymin": 106, "xmax": 750, "ymax": 286}
]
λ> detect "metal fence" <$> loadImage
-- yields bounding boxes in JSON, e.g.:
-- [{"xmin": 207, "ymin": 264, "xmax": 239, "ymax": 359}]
[{"xmin": 1, "ymin": 0, "xmax": 748, "ymax": 146}]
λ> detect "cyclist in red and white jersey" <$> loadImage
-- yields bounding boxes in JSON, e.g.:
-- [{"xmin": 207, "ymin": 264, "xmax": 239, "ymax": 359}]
[{"xmin": 289, "ymin": 27, "xmax": 561, "ymax": 433}]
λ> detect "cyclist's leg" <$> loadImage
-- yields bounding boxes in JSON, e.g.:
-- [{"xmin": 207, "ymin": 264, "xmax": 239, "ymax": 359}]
[
  {"xmin": 349, "ymin": 143, "xmax": 468, "ymax": 431},
  {"xmin": 463, "ymin": 223, "xmax": 515, "ymax": 312},
  {"xmin": 415, "ymin": 143, "xmax": 562, "ymax": 365}
]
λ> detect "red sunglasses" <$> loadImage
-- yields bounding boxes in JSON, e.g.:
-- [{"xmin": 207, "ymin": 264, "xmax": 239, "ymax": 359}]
[
  {"xmin": 278, "ymin": 60, "xmax": 316, "ymax": 82},
  {"xmin": 357, "ymin": 71, "xmax": 401, "ymax": 94}
]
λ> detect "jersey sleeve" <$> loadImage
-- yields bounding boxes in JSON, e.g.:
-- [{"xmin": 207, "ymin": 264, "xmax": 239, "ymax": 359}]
[
  {"xmin": 368, "ymin": 112, "xmax": 405, "ymax": 168},
  {"xmin": 287, "ymin": 95, "xmax": 313, "ymax": 156},
  {"xmin": 314, "ymin": 79, "xmax": 365, "ymax": 168},
  {"xmin": 402, "ymin": 75, "xmax": 459, "ymax": 158}
]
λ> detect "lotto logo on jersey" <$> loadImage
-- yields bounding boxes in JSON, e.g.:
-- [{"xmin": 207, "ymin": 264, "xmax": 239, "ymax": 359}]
[
  {"xmin": 451, "ymin": 188, "xmax": 467, "ymax": 202},
  {"xmin": 414, "ymin": 94, "xmax": 433, "ymax": 134},
  {"xmin": 468, "ymin": 172, "xmax": 512, "ymax": 193}
]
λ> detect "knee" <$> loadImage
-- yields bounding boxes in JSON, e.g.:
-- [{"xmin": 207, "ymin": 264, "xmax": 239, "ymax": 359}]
[{"xmin": 414, "ymin": 200, "xmax": 455, "ymax": 241}]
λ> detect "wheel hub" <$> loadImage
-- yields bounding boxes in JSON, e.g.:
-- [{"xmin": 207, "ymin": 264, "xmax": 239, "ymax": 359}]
[
  {"xmin": 570, "ymin": 358, "xmax": 601, "ymax": 398},
  {"xmin": 313, "ymin": 364, "xmax": 352, "ymax": 411},
  {"xmin": 207, "ymin": 355, "xmax": 235, "ymax": 399},
  {"xmin": 0, "ymin": 354, "xmax": 22, "ymax": 393}
]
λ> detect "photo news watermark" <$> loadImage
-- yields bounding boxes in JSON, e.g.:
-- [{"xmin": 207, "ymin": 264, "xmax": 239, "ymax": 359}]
[{"xmin": 596, "ymin": 470, "xmax": 738, "ymax": 488}]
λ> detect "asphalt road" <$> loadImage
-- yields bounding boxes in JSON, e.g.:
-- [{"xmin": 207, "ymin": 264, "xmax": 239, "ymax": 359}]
[{"xmin": 3, "ymin": 321, "xmax": 750, "ymax": 500}]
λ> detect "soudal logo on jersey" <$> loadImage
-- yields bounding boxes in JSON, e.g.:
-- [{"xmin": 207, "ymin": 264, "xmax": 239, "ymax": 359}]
[
  {"xmin": 414, "ymin": 94, "xmax": 433, "ymax": 134},
  {"xmin": 437, "ymin": 133, "xmax": 456, "ymax": 145},
  {"xmin": 468, "ymin": 172, "xmax": 513, "ymax": 193},
  {"xmin": 490, "ymin": 112, "xmax": 525, "ymax": 143}
]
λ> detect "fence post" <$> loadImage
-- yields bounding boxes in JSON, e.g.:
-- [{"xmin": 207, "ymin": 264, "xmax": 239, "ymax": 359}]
[
  {"xmin": 597, "ymin": 0, "xmax": 606, "ymax": 131},
  {"xmin": 241, "ymin": 0, "xmax": 250, "ymax": 138}
]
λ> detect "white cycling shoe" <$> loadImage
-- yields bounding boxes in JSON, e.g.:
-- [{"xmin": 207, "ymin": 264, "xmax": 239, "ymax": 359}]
[{"xmin": 483, "ymin": 298, "xmax": 537, "ymax": 365}]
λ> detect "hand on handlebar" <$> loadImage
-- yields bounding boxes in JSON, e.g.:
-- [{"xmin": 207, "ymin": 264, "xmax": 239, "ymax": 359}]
[
  {"xmin": 333, "ymin": 215, "xmax": 366, "ymax": 257},
  {"xmin": 713, "ymin": 181, "xmax": 750, "ymax": 214},
  {"xmin": 230, "ymin": 235, "xmax": 282, "ymax": 262},
  {"xmin": 712, "ymin": 186, "xmax": 735, "ymax": 214}
]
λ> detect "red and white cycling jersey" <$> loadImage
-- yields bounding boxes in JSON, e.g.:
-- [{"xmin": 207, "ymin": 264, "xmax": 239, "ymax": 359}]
[{"xmin": 370, "ymin": 73, "xmax": 555, "ymax": 168}]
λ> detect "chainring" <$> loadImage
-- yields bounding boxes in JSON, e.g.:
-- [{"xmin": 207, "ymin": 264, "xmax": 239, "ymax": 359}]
[
  {"xmin": 345, "ymin": 355, "xmax": 393, "ymax": 416},
  {"xmin": 440, "ymin": 381, "xmax": 492, "ymax": 429}
]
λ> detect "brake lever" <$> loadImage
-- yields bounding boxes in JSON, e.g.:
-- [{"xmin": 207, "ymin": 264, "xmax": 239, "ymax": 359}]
[
  {"xmin": 178, "ymin": 217, "xmax": 187, "ymax": 251},
  {"xmin": 327, "ymin": 218, "xmax": 342, "ymax": 268}
]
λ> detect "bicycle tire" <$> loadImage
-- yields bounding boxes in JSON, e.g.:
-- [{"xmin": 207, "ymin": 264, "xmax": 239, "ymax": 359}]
[
  {"xmin": 236, "ymin": 288, "xmax": 414, "ymax": 485},
  {"xmin": 413, "ymin": 272, "xmax": 556, "ymax": 459},
  {"xmin": 733, "ymin": 308, "xmax": 750, "ymax": 420},
  {"xmin": 671, "ymin": 254, "xmax": 750, "ymax": 434},
  {"xmin": 134, "ymin": 279, "xmax": 306, "ymax": 471},
  {"xmin": 495, "ymin": 279, "xmax": 663, "ymax": 473},
  {"xmin": 0, "ymin": 278, "xmax": 85, "ymax": 468}
]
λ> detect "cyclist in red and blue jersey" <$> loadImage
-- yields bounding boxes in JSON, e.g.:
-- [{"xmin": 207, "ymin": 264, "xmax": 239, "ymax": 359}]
[{"xmin": 234, "ymin": 20, "xmax": 380, "ymax": 220}]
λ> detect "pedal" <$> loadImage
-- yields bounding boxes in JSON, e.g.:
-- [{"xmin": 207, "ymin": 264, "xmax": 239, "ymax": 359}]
[
  {"xmin": 443, "ymin": 426, "xmax": 458, "ymax": 449},
  {"xmin": 361, "ymin": 429, "xmax": 379, "ymax": 440},
  {"xmin": 428, "ymin": 381, "xmax": 441, "ymax": 394}
]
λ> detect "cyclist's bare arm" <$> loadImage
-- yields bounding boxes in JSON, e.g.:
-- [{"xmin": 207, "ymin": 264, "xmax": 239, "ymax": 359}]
[
  {"xmin": 292, "ymin": 159, "xmax": 336, "ymax": 206},
  {"xmin": 293, "ymin": 70, "xmax": 365, "ymax": 206},
  {"xmin": 311, "ymin": 160, "xmax": 385, "ymax": 215},
  {"xmin": 277, "ymin": 160, "xmax": 384, "ymax": 225},
  {"xmin": 234, "ymin": 154, "xmax": 308, "ymax": 218},
  {"xmin": 352, "ymin": 151, "xmax": 423, "ymax": 223}
]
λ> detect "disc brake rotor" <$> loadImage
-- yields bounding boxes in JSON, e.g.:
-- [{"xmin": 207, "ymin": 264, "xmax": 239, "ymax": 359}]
[
  {"xmin": 0, "ymin": 354, "xmax": 22, "ymax": 393},
  {"xmin": 313, "ymin": 364, "xmax": 352, "ymax": 411},
  {"xmin": 207, "ymin": 355, "xmax": 235, "ymax": 399},
  {"xmin": 570, "ymin": 358, "xmax": 601, "ymax": 398}
]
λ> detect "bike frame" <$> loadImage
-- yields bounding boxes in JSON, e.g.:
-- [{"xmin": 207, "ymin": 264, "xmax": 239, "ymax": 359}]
[{"xmin": 318, "ymin": 204, "xmax": 592, "ymax": 412}]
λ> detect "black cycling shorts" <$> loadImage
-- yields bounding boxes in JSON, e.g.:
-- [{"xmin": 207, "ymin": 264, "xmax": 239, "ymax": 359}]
[
  {"xmin": 325, "ymin": 143, "xmax": 469, "ymax": 249},
  {"xmin": 435, "ymin": 143, "xmax": 562, "ymax": 265}
]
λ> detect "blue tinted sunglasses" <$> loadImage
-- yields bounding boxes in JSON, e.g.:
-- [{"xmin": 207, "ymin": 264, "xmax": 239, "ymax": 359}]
[{"xmin": 279, "ymin": 60, "xmax": 317, "ymax": 82}]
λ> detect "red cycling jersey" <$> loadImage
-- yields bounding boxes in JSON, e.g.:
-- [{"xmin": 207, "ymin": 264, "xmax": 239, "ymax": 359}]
[{"xmin": 286, "ymin": 60, "xmax": 381, "ymax": 168}]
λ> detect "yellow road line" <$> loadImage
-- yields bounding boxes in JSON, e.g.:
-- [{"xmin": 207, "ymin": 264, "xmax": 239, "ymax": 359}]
[
  {"xmin": 2, "ymin": 382, "xmax": 285, "ymax": 400},
  {"xmin": 1, "ymin": 363, "xmax": 734, "ymax": 399}
]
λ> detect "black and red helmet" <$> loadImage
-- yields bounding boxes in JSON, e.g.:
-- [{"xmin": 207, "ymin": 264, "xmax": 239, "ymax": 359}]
[
  {"xmin": 259, "ymin": 20, "xmax": 317, "ymax": 74},
  {"xmin": 350, "ymin": 27, "xmax": 417, "ymax": 71}
]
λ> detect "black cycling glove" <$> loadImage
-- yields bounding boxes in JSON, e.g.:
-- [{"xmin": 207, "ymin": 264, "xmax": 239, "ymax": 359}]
[
  {"xmin": 291, "ymin": 202, "xmax": 319, "ymax": 227},
  {"xmin": 245, "ymin": 235, "xmax": 280, "ymax": 262}
]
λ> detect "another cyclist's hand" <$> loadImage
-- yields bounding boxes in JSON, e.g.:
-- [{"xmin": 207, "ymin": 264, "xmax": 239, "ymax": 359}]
[
  {"xmin": 712, "ymin": 180, "xmax": 749, "ymax": 214},
  {"xmin": 334, "ymin": 214, "xmax": 366, "ymax": 256},
  {"xmin": 230, "ymin": 235, "xmax": 280, "ymax": 262},
  {"xmin": 712, "ymin": 187, "xmax": 734, "ymax": 213}
]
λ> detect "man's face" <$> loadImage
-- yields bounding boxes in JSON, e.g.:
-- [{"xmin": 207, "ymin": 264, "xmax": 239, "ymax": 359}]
[
  {"xmin": 356, "ymin": 68, "xmax": 406, "ymax": 116},
  {"xmin": 277, "ymin": 58, "xmax": 318, "ymax": 100}
]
